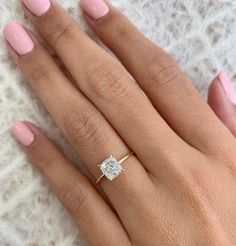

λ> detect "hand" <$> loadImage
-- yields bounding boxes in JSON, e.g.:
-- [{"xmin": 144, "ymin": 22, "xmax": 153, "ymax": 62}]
[{"xmin": 4, "ymin": 0, "xmax": 236, "ymax": 245}]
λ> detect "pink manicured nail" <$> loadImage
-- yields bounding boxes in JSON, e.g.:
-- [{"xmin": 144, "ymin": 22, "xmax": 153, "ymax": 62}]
[
  {"xmin": 218, "ymin": 71, "xmax": 236, "ymax": 104},
  {"xmin": 22, "ymin": 0, "xmax": 51, "ymax": 17},
  {"xmin": 11, "ymin": 122, "xmax": 35, "ymax": 147},
  {"xmin": 80, "ymin": 0, "xmax": 109, "ymax": 20},
  {"xmin": 4, "ymin": 23, "xmax": 34, "ymax": 56}
]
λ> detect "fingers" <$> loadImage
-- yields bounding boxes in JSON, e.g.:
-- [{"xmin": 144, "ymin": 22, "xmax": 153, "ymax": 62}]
[
  {"xmin": 82, "ymin": 2, "xmax": 231, "ymax": 152},
  {"xmin": 208, "ymin": 71, "xmax": 236, "ymax": 137},
  {"xmin": 21, "ymin": 0, "xmax": 190, "ymax": 168},
  {"xmin": 4, "ymin": 22, "xmax": 157, "ymax": 236},
  {"xmin": 4, "ymin": 22, "xmax": 126, "ymax": 179},
  {"xmin": 11, "ymin": 121, "xmax": 130, "ymax": 246}
]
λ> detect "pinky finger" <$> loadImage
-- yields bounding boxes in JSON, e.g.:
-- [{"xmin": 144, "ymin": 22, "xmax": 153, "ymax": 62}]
[
  {"xmin": 208, "ymin": 71, "xmax": 236, "ymax": 137},
  {"xmin": 11, "ymin": 121, "xmax": 130, "ymax": 246}
]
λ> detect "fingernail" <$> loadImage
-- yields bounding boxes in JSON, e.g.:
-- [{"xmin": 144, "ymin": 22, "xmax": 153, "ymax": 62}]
[
  {"xmin": 218, "ymin": 70, "xmax": 236, "ymax": 104},
  {"xmin": 22, "ymin": 0, "xmax": 51, "ymax": 17},
  {"xmin": 80, "ymin": 0, "xmax": 109, "ymax": 20},
  {"xmin": 4, "ymin": 22, "xmax": 34, "ymax": 56},
  {"xmin": 11, "ymin": 122, "xmax": 35, "ymax": 147}
]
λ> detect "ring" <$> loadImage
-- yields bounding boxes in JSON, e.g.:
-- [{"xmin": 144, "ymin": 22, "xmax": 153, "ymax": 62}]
[{"xmin": 96, "ymin": 152, "xmax": 134, "ymax": 184}]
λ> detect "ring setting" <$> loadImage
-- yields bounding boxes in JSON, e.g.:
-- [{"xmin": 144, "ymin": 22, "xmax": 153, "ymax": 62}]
[{"xmin": 96, "ymin": 152, "xmax": 134, "ymax": 184}]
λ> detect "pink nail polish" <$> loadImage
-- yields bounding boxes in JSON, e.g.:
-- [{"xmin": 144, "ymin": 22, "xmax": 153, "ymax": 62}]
[
  {"xmin": 218, "ymin": 70, "xmax": 236, "ymax": 104},
  {"xmin": 22, "ymin": 0, "xmax": 51, "ymax": 17},
  {"xmin": 4, "ymin": 23, "xmax": 34, "ymax": 56},
  {"xmin": 11, "ymin": 122, "xmax": 35, "ymax": 147},
  {"xmin": 81, "ymin": 0, "xmax": 109, "ymax": 20}
]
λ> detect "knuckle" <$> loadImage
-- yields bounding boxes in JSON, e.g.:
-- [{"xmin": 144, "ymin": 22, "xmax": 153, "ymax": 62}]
[
  {"xmin": 60, "ymin": 184, "xmax": 89, "ymax": 216},
  {"xmin": 185, "ymin": 165, "xmax": 214, "ymax": 199},
  {"xmin": 64, "ymin": 107, "xmax": 103, "ymax": 147},
  {"xmin": 38, "ymin": 9, "xmax": 75, "ymax": 47},
  {"xmin": 89, "ymin": 64, "xmax": 129, "ymax": 102},
  {"xmin": 27, "ymin": 135, "xmax": 59, "ymax": 171},
  {"xmin": 109, "ymin": 18, "xmax": 130, "ymax": 42},
  {"xmin": 36, "ymin": 154, "xmax": 52, "ymax": 169},
  {"xmin": 30, "ymin": 155, "xmax": 52, "ymax": 170},
  {"xmin": 147, "ymin": 54, "xmax": 181, "ymax": 89},
  {"xmin": 51, "ymin": 22, "xmax": 75, "ymax": 47},
  {"xmin": 31, "ymin": 151, "xmax": 58, "ymax": 171},
  {"xmin": 216, "ymin": 152, "xmax": 236, "ymax": 177},
  {"xmin": 23, "ymin": 59, "xmax": 53, "ymax": 84},
  {"xmin": 28, "ymin": 63, "xmax": 51, "ymax": 83}
]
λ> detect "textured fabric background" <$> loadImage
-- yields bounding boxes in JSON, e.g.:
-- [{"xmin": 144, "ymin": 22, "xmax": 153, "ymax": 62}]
[{"xmin": 0, "ymin": 0, "xmax": 236, "ymax": 245}]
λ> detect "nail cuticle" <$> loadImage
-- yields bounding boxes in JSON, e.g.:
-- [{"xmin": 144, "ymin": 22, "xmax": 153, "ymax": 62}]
[{"xmin": 22, "ymin": 0, "xmax": 51, "ymax": 17}]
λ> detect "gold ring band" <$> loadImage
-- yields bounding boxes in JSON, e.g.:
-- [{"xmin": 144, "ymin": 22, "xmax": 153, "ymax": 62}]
[{"xmin": 96, "ymin": 152, "xmax": 134, "ymax": 184}]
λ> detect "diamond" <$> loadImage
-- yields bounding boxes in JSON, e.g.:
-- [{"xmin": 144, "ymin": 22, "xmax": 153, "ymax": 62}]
[{"xmin": 99, "ymin": 155, "xmax": 124, "ymax": 181}]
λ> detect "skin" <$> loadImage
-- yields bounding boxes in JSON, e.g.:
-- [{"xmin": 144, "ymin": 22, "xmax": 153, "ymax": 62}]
[{"xmin": 5, "ymin": 1, "xmax": 236, "ymax": 245}]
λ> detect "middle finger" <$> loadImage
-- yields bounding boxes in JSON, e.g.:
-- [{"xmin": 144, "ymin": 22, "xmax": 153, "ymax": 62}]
[{"xmin": 22, "ymin": 0, "xmax": 191, "ymax": 171}]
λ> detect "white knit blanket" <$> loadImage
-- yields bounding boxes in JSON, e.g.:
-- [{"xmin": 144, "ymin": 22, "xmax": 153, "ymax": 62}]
[{"xmin": 0, "ymin": 0, "xmax": 236, "ymax": 245}]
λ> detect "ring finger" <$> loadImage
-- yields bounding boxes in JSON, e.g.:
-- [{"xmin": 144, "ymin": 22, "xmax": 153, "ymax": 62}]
[
  {"xmin": 16, "ymin": 122, "xmax": 130, "ymax": 246},
  {"xmin": 4, "ymin": 22, "xmax": 153, "ymax": 235}
]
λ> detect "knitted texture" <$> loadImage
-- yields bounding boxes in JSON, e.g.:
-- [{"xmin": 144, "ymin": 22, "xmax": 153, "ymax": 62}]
[{"xmin": 0, "ymin": 0, "xmax": 236, "ymax": 245}]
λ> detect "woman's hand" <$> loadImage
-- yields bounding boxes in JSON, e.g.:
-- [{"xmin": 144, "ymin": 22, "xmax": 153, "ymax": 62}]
[{"xmin": 4, "ymin": 0, "xmax": 236, "ymax": 245}]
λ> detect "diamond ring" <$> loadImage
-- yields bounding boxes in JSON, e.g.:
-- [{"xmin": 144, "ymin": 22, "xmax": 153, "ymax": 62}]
[{"xmin": 96, "ymin": 152, "xmax": 134, "ymax": 184}]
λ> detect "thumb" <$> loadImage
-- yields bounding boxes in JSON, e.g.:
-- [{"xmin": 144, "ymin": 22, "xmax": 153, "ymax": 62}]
[{"xmin": 208, "ymin": 71, "xmax": 236, "ymax": 136}]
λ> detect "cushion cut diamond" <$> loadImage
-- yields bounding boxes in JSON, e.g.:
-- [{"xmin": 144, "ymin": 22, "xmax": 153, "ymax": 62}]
[{"xmin": 99, "ymin": 155, "xmax": 124, "ymax": 181}]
